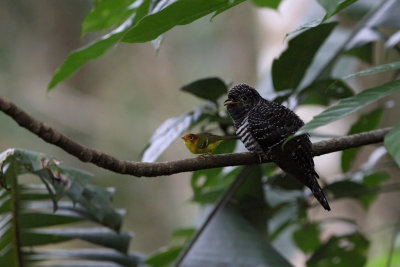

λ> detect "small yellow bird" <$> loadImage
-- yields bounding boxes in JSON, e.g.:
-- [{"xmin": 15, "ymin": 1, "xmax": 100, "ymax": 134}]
[{"xmin": 181, "ymin": 132, "xmax": 238, "ymax": 155}]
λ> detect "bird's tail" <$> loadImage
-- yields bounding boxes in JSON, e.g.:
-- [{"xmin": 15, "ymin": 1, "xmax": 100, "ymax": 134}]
[{"xmin": 309, "ymin": 181, "xmax": 331, "ymax": 211}]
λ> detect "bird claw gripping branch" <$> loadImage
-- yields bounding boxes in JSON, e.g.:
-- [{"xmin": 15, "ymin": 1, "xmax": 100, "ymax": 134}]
[{"xmin": 225, "ymin": 83, "xmax": 331, "ymax": 211}]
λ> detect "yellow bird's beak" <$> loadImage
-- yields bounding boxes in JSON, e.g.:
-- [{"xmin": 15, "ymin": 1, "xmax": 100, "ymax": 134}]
[{"xmin": 224, "ymin": 99, "xmax": 240, "ymax": 106}]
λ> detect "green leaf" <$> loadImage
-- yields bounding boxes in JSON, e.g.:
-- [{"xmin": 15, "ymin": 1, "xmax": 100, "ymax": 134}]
[
  {"xmin": 341, "ymin": 108, "xmax": 383, "ymax": 172},
  {"xmin": 180, "ymin": 77, "xmax": 227, "ymax": 102},
  {"xmin": 272, "ymin": 22, "xmax": 337, "ymax": 91},
  {"xmin": 48, "ymin": 24, "xmax": 125, "ymax": 90},
  {"xmin": 251, "ymin": 0, "xmax": 282, "ymax": 9},
  {"xmin": 384, "ymin": 121, "xmax": 400, "ymax": 167},
  {"xmin": 267, "ymin": 173, "xmax": 304, "ymax": 191},
  {"xmin": 18, "ymin": 212, "xmax": 82, "ymax": 229},
  {"xmin": 48, "ymin": 0, "xmax": 150, "ymax": 90},
  {"xmin": 288, "ymin": 0, "xmax": 355, "ymax": 35},
  {"xmin": 22, "ymin": 228, "xmax": 131, "ymax": 253},
  {"xmin": 362, "ymin": 172, "xmax": 388, "ymax": 188},
  {"xmin": 344, "ymin": 43, "xmax": 373, "ymax": 64},
  {"xmin": 324, "ymin": 178, "xmax": 383, "ymax": 209},
  {"xmin": 300, "ymin": 79, "xmax": 354, "ymax": 106},
  {"xmin": 141, "ymin": 103, "xmax": 213, "ymax": 162},
  {"xmin": 172, "ymin": 228, "xmax": 196, "ymax": 241},
  {"xmin": 232, "ymin": 166, "xmax": 269, "ymax": 233},
  {"xmin": 296, "ymin": 80, "xmax": 400, "ymax": 135},
  {"xmin": 307, "ymin": 232, "xmax": 369, "ymax": 267},
  {"xmin": 122, "ymin": 0, "xmax": 245, "ymax": 43},
  {"xmin": 191, "ymin": 167, "xmax": 240, "ymax": 204},
  {"xmin": 82, "ymin": 0, "xmax": 138, "ymax": 34},
  {"xmin": 180, "ymin": 206, "xmax": 292, "ymax": 267},
  {"xmin": 292, "ymin": 223, "xmax": 321, "ymax": 253},
  {"xmin": 343, "ymin": 61, "xmax": 400, "ymax": 80},
  {"xmin": 25, "ymin": 249, "xmax": 144, "ymax": 266},
  {"xmin": 317, "ymin": 0, "xmax": 358, "ymax": 21},
  {"xmin": 146, "ymin": 246, "xmax": 183, "ymax": 267}
]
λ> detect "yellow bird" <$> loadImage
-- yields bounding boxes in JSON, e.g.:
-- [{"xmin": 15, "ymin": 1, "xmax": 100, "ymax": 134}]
[{"xmin": 181, "ymin": 133, "xmax": 238, "ymax": 155}]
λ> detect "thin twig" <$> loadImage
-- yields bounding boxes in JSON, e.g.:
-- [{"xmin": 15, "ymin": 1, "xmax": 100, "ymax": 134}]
[{"xmin": 0, "ymin": 96, "xmax": 393, "ymax": 177}]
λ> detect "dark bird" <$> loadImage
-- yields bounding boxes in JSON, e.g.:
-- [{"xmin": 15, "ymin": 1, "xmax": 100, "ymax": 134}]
[{"xmin": 224, "ymin": 83, "xmax": 330, "ymax": 211}]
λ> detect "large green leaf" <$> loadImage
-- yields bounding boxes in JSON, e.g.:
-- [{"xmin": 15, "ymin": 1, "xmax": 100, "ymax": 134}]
[
  {"xmin": 343, "ymin": 61, "xmax": 400, "ymax": 80},
  {"xmin": 82, "ymin": 0, "xmax": 139, "ymax": 34},
  {"xmin": 47, "ymin": 1, "xmax": 149, "ymax": 91},
  {"xmin": 384, "ymin": 121, "xmax": 400, "ymax": 167},
  {"xmin": 324, "ymin": 172, "xmax": 387, "ymax": 209},
  {"xmin": 251, "ymin": 0, "xmax": 281, "ymax": 8},
  {"xmin": 179, "ymin": 206, "xmax": 292, "ymax": 266},
  {"xmin": 308, "ymin": 232, "xmax": 369, "ymax": 267},
  {"xmin": 317, "ymin": 0, "xmax": 358, "ymax": 21},
  {"xmin": 146, "ymin": 246, "xmax": 184, "ymax": 267},
  {"xmin": 48, "ymin": 0, "xmax": 244, "ymax": 90},
  {"xmin": 180, "ymin": 77, "xmax": 228, "ymax": 103},
  {"xmin": 341, "ymin": 108, "xmax": 383, "ymax": 172},
  {"xmin": 299, "ymin": 78, "xmax": 354, "ymax": 106},
  {"xmin": 0, "ymin": 148, "xmax": 139, "ymax": 266},
  {"xmin": 296, "ymin": 79, "xmax": 400, "ymax": 135},
  {"xmin": 232, "ymin": 165, "xmax": 269, "ymax": 233},
  {"xmin": 272, "ymin": 22, "xmax": 337, "ymax": 91},
  {"xmin": 121, "ymin": 0, "xmax": 245, "ymax": 43},
  {"xmin": 344, "ymin": 43, "xmax": 374, "ymax": 64},
  {"xmin": 292, "ymin": 223, "xmax": 321, "ymax": 253},
  {"xmin": 289, "ymin": 0, "xmax": 356, "ymax": 34},
  {"xmin": 191, "ymin": 164, "xmax": 240, "ymax": 204},
  {"xmin": 22, "ymin": 228, "xmax": 131, "ymax": 253},
  {"xmin": 25, "ymin": 249, "xmax": 143, "ymax": 266}
]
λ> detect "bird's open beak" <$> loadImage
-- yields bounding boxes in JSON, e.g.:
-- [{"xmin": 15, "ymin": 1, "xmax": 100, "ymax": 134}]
[{"xmin": 224, "ymin": 99, "xmax": 240, "ymax": 106}]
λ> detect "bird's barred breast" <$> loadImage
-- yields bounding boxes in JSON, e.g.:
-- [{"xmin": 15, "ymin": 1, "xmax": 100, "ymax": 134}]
[{"xmin": 236, "ymin": 117, "xmax": 264, "ymax": 155}]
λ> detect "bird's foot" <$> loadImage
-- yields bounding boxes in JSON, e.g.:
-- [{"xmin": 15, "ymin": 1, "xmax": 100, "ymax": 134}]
[{"xmin": 199, "ymin": 153, "xmax": 213, "ymax": 159}]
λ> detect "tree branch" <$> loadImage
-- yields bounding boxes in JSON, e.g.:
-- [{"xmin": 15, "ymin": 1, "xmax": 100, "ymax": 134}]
[{"xmin": 0, "ymin": 96, "xmax": 392, "ymax": 177}]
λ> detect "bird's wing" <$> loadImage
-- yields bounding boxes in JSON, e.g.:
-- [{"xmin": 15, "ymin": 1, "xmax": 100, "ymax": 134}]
[
  {"xmin": 248, "ymin": 101, "xmax": 303, "ymax": 149},
  {"xmin": 197, "ymin": 135, "xmax": 209, "ymax": 150}
]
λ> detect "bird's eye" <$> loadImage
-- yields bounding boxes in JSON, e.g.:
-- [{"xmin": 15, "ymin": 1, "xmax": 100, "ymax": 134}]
[
  {"xmin": 242, "ymin": 96, "xmax": 248, "ymax": 102},
  {"xmin": 189, "ymin": 136, "xmax": 193, "ymax": 140}
]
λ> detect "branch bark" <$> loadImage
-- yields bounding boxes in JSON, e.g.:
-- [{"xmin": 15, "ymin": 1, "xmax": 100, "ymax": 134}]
[{"xmin": 0, "ymin": 96, "xmax": 392, "ymax": 177}]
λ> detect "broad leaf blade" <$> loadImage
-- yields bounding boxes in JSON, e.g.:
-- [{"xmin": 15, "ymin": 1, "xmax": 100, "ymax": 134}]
[
  {"xmin": 82, "ymin": 0, "xmax": 139, "ymax": 34},
  {"xmin": 25, "ymin": 249, "xmax": 144, "ymax": 266},
  {"xmin": 146, "ymin": 246, "xmax": 184, "ymax": 267},
  {"xmin": 22, "ymin": 228, "xmax": 131, "ymax": 253},
  {"xmin": 181, "ymin": 77, "xmax": 227, "ymax": 102},
  {"xmin": 292, "ymin": 223, "xmax": 321, "ymax": 253},
  {"xmin": 289, "ymin": 0, "xmax": 355, "ymax": 34},
  {"xmin": 180, "ymin": 206, "xmax": 292, "ymax": 266},
  {"xmin": 48, "ymin": 0, "xmax": 151, "ymax": 90},
  {"xmin": 296, "ymin": 80, "xmax": 400, "ymax": 135},
  {"xmin": 300, "ymin": 79, "xmax": 354, "ymax": 106},
  {"xmin": 251, "ymin": 0, "xmax": 281, "ymax": 9},
  {"xmin": 317, "ymin": 0, "xmax": 358, "ymax": 21},
  {"xmin": 384, "ymin": 121, "xmax": 400, "ymax": 167},
  {"xmin": 272, "ymin": 23, "xmax": 337, "ymax": 91},
  {"xmin": 343, "ymin": 61, "xmax": 400, "ymax": 80},
  {"xmin": 308, "ymin": 233, "xmax": 369, "ymax": 267},
  {"xmin": 122, "ymin": 0, "xmax": 245, "ymax": 43}
]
